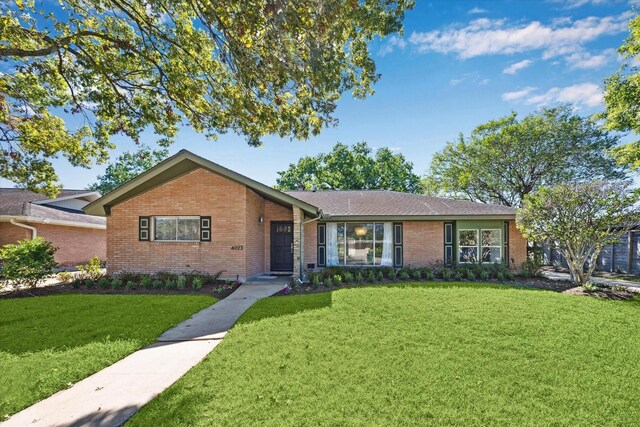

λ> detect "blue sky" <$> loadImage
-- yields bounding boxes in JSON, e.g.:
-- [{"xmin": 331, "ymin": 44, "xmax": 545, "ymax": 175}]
[{"xmin": 3, "ymin": 0, "xmax": 638, "ymax": 190}]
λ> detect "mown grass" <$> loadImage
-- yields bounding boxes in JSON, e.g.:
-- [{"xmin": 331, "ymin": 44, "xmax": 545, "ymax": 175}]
[
  {"xmin": 128, "ymin": 283, "xmax": 640, "ymax": 426},
  {"xmin": 0, "ymin": 294, "xmax": 215, "ymax": 417}
]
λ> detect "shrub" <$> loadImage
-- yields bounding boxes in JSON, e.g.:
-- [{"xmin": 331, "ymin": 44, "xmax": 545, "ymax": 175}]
[
  {"xmin": 388, "ymin": 269, "xmax": 397, "ymax": 280},
  {"xmin": 480, "ymin": 270, "xmax": 490, "ymax": 281},
  {"xmin": 153, "ymin": 279, "xmax": 163, "ymax": 289},
  {"xmin": 377, "ymin": 271, "xmax": 384, "ymax": 282},
  {"xmin": 496, "ymin": 272, "xmax": 505, "ymax": 281},
  {"xmin": 85, "ymin": 279, "xmax": 96, "ymax": 289},
  {"xmin": 0, "ymin": 237, "xmax": 58, "ymax": 289},
  {"xmin": 192, "ymin": 276, "xmax": 203, "ymax": 291},
  {"xmin": 400, "ymin": 271, "xmax": 410, "ymax": 280},
  {"xmin": 467, "ymin": 270, "xmax": 475, "ymax": 281},
  {"xmin": 441, "ymin": 269, "xmax": 452, "ymax": 281},
  {"xmin": 57, "ymin": 271, "xmax": 74, "ymax": 283},
  {"xmin": 333, "ymin": 274, "xmax": 342, "ymax": 285},
  {"xmin": 455, "ymin": 271, "xmax": 463, "ymax": 281},
  {"xmin": 141, "ymin": 275, "xmax": 153, "ymax": 289},
  {"xmin": 126, "ymin": 280, "xmax": 137, "ymax": 290},
  {"xmin": 71, "ymin": 280, "xmax": 82, "ymax": 289},
  {"xmin": 582, "ymin": 281, "xmax": 603, "ymax": 292},
  {"xmin": 76, "ymin": 256, "xmax": 103, "ymax": 281},
  {"xmin": 343, "ymin": 271, "xmax": 354, "ymax": 283},
  {"xmin": 355, "ymin": 272, "xmax": 364, "ymax": 284},
  {"xmin": 176, "ymin": 276, "xmax": 187, "ymax": 290},
  {"xmin": 324, "ymin": 276, "xmax": 333, "ymax": 287},
  {"xmin": 519, "ymin": 259, "xmax": 542, "ymax": 278},
  {"xmin": 98, "ymin": 277, "xmax": 110, "ymax": 289},
  {"xmin": 367, "ymin": 270, "xmax": 376, "ymax": 282},
  {"xmin": 110, "ymin": 278, "xmax": 123, "ymax": 289},
  {"xmin": 311, "ymin": 273, "xmax": 321, "ymax": 288},
  {"xmin": 425, "ymin": 270, "xmax": 434, "ymax": 281},
  {"xmin": 412, "ymin": 270, "xmax": 422, "ymax": 280},
  {"xmin": 611, "ymin": 284, "xmax": 627, "ymax": 292},
  {"xmin": 165, "ymin": 278, "xmax": 177, "ymax": 290}
]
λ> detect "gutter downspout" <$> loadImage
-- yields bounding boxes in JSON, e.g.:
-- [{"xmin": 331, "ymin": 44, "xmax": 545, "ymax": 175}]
[
  {"xmin": 299, "ymin": 209, "xmax": 324, "ymax": 282},
  {"xmin": 10, "ymin": 219, "xmax": 37, "ymax": 239}
]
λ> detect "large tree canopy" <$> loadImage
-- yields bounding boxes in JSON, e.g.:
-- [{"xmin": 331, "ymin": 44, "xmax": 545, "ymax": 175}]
[
  {"xmin": 602, "ymin": 12, "xmax": 640, "ymax": 169},
  {"xmin": 0, "ymin": 0, "xmax": 412, "ymax": 196},
  {"xmin": 424, "ymin": 106, "xmax": 626, "ymax": 207},
  {"xmin": 517, "ymin": 181, "xmax": 640, "ymax": 286},
  {"xmin": 275, "ymin": 142, "xmax": 424, "ymax": 193},
  {"xmin": 87, "ymin": 145, "xmax": 168, "ymax": 195}
]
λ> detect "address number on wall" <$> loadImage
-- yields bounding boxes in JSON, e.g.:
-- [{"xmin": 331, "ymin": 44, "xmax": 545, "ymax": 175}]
[{"xmin": 231, "ymin": 245, "xmax": 244, "ymax": 250}]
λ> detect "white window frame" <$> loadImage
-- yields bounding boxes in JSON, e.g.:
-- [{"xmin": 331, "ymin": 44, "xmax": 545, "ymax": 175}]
[
  {"xmin": 481, "ymin": 229, "xmax": 502, "ymax": 264},
  {"xmin": 458, "ymin": 229, "xmax": 479, "ymax": 264},
  {"xmin": 335, "ymin": 222, "xmax": 387, "ymax": 266},
  {"xmin": 152, "ymin": 216, "xmax": 201, "ymax": 242}
]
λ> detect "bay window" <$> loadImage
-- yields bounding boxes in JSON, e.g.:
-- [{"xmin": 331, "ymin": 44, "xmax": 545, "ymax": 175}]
[{"xmin": 326, "ymin": 222, "xmax": 393, "ymax": 266}]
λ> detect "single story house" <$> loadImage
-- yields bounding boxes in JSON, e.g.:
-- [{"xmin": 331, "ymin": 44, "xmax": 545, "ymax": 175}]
[
  {"xmin": 84, "ymin": 150, "xmax": 527, "ymax": 280},
  {"xmin": 0, "ymin": 188, "xmax": 106, "ymax": 266}
]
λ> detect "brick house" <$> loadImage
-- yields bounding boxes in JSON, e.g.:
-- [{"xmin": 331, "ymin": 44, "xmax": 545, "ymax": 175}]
[
  {"xmin": 84, "ymin": 150, "xmax": 527, "ymax": 280},
  {"xmin": 0, "ymin": 189, "xmax": 106, "ymax": 266}
]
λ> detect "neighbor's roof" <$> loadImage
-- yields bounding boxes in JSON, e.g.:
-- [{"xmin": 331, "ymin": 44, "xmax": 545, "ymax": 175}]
[
  {"xmin": 84, "ymin": 150, "xmax": 320, "ymax": 216},
  {"xmin": 0, "ymin": 188, "xmax": 105, "ymax": 225},
  {"xmin": 285, "ymin": 190, "xmax": 517, "ymax": 219}
]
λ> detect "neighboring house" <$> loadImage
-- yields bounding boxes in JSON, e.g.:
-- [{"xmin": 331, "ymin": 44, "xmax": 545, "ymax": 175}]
[
  {"xmin": 0, "ymin": 189, "xmax": 106, "ymax": 266},
  {"xmin": 84, "ymin": 150, "xmax": 527, "ymax": 280}
]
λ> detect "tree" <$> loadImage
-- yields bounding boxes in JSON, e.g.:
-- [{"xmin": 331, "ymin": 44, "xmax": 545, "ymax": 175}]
[
  {"xmin": 516, "ymin": 181, "xmax": 640, "ymax": 286},
  {"xmin": 0, "ymin": 1, "xmax": 413, "ymax": 196},
  {"xmin": 275, "ymin": 142, "xmax": 424, "ymax": 192},
  {"xmin": 602, "ymin": 13, "xmax": 640, "ymax": 169},
  {"xmin": 424, "ymin": 106, "xmax": 625, "ymax": 207},
  {"xmin": 87, "ymin": 145, "xmax": 168, "ymax": 194},
  {"xmin": 0, "ymin": 237, "xmax": 58, "ymax": 289}
]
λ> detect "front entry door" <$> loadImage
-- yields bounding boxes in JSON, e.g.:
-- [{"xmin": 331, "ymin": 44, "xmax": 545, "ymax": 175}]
[{"xmin": 271, "ymin": 222, "xmax": 294, "ymax": 272}]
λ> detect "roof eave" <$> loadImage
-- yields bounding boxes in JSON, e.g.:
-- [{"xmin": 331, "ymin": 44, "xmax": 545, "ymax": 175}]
[{"xmin": 320, "ymin": 214, "xmax": 516, "ymax": 221}]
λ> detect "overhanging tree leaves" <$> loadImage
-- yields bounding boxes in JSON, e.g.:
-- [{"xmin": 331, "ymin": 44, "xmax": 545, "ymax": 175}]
[
  {"xmin": 275, "ymin": 142, "xmax": 424, "ymax": 192},
  {"xmin": 424, "ymin": 106, "xmax": 626, "ymax": 207},
  {"xmin": 516, "ymin": 181, "xmax": 640, "ymax": 286},
  {"xmin": 87, "ymin": 145, "xmax": 168, "ymax": 195},
  {"xmin": 0, "ymin": 0, "xmax": 413, "ymax": 196}
]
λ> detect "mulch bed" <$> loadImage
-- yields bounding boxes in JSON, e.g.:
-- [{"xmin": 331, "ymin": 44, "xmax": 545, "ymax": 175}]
[
  {"xmin": 563, "ymin": 286, "xmax": 638, "ymax": 301},
  {"xmin": 0, "ymin": 281, "xmax": 240, "ymax": 300}
]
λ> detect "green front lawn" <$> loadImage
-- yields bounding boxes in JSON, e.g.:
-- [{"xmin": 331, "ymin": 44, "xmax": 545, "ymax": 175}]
[
  {"xmin": 0, "ymin": 294, "xmax": 215, "ymax": 417},
  {"xmin": 128, "ymin": 283, "xmax": 640, "ymax": 426}
]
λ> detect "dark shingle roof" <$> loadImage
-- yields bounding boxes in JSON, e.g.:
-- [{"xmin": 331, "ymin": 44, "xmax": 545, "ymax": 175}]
[
  {"xmin": 284, "ymin": 190, "xmax": 516, "ymax": 217},
  {"xmin": 0, "ymin": 188, "xmax": 105, "ymax": 225}
]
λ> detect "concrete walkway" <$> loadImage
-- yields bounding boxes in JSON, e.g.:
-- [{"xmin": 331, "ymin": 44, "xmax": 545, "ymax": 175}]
[
  {"xmin": 542, "ymin": 271, "xmax": 640, "ymax": 293},
  {"xmin": 2, "ymin": 282, "xmax": 286, "ymax": 427}
]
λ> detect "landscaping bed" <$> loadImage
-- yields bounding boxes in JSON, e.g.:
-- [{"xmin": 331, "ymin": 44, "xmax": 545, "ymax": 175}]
[
  {"xmin": 0, "ymin": 294, "xmax": 215, "ymax": 418},
  {"xmin": 127, "ymin": 284, "xmax": 640, "ymax": 426}
]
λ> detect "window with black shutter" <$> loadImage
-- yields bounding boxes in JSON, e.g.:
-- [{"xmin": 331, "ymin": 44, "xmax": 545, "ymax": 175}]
[
  {"xmin": 139, "ymin": 216, "xmax": 150, "ymax": 241},
  {"xmin": 317, "ymin": 223, "xmax": 326, "ymax": 267},
  {"xmin": 200, "ymin": 216, "xmax": 211, "ymax": 242},
  {"xmin": 393, "ymin": 223, "xmax": 403, "ymax": 267},
  {"xmin": 444, "ymin": 221, "xmax": 455, "ymax": 266}
]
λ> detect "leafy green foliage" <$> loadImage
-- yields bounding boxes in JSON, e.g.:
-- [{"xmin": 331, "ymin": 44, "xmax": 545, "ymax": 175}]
[
  {"xmin": 0, "ymin": 1, "xmax": 412, "ymax": 196},
  {"xmin": 76, "ymin": 256, "xmax": 103, "ymax": 281},
  {"xmin": 0, "ymin": 237, "xmax": 58, "ymax": 289},
  {"xmin": 425, "ymin": 107, "xmax": 625, "ymax": 206},
  {"xmin": 191, "ymin": 276, "xmax": 203, "ymax": 291},
  {"xmin": 517, "ymin": 181, "xmax": 640, "ymax": 285},
  {"xmin": 275, "ymin": 142, "xmax": 424, "ymax": 192},
  {"xmin": 87, "ymin": 146, "xmax": 168, "ymax": 194}
]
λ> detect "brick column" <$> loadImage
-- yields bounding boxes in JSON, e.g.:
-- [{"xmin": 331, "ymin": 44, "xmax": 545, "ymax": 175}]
[{"xmin": 292, "ymin": 206, "xmax": 303, "ymax": 278}]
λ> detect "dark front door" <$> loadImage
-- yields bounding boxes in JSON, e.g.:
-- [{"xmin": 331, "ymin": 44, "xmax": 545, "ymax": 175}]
[{"xmin": 271, "ymin": 222, "xmax": 294, "ymax": 272}]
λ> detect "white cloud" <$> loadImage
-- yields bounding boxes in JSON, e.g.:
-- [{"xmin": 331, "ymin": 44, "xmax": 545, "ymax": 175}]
[
  {"xmin": 503, "ymin": 59, "xmax": 534, "ymax": 74},
  {"xmin": 525, "ymin": 83, "xmax": 603, "ymax": 107},
  {"xmin": 468, "ymin": 7, "xmax": 488, "ymax": 14},
  {"xmin": 565, "ymin": 48, "xmax": 616, "ymax": 69},
  {"xmin": 449, "ymin": 78, "xmax": 464, "ymax": 86},
  {"xmin": 408, "ymin": 12, "xmax": 631, "ymax": 59},
  {"xmin": 378, "ymin": 35, "xmax": 407, "ymax": 56},
  {"xmin": 554, "ymin": 0, "xmax": 613, "ymax": 9},
  {"xmin": 449, "ymin": 73, "xmax": 490, "ymax": 86},
  {"xmin": 502, "ymin": 87, "xmax": 537, "ymax": 101}
]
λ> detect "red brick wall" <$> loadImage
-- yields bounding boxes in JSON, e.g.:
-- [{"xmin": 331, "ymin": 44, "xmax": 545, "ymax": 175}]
[
  {"xmin": 403, "ymin": 221, "xmax": 445, "ymax": 267},
  {"xmin": 264, "ymin": 201, "xmax": 293, "ymax": 271},
  {"xmin": 0, "ymin": 222, "xmax": 105, "ymax": 267},
  {"xmin": 508, "ymin": 220, "xmax": 527, "ymax": 267},
  {"xmin": 107, "ymin": 168, "xmax": 250, "ymax": 279},
  {"xmin": 245, "ymin": 188, "xmax": 265, "ymax": 278},
  {"xmin": 303, "ymin": 217, "xmax": 318, "ymax": 269}
]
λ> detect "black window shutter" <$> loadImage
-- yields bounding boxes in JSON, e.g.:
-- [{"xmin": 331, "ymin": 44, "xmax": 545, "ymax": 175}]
[
  {"xmin": 317, "ymin": 223, "xmax": 326, "ymax": 267},
  {"xmin": 503, "ymin": 221, "xmax": 509, "ymax": 266},
  {"xmin": 393, "ymin": 223, "xmax": 403, "ymax": 268},
  {"xmin": 444, "ymin": 221, "xmax": 455, "ymax": 266},
  {"xmin": 200, "ymin": 216, "xmax": 211, "ymax": 242},
  {"xmin": 139, "ymin": 216, "xmax": 150, "ymax": 241}
]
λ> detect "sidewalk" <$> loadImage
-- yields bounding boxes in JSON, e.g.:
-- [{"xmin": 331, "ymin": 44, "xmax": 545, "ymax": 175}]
[
  {"xmin": 2, "ymin": 282, "xmax": 286, "ymax": 427},
  {"xmin": 542, "ymin": 271, "xmax": 640, "ymax": 293}
]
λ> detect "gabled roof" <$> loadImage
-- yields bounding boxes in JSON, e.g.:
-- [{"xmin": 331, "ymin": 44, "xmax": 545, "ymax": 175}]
[
  {"xmin": 84, "ymin": 150, "xmax": 320, "ymax": 216},
  {"xmin": 285, "ymin": 190, "xmax": 516, "ymax": 219},
  {"xmin": 0, "ymin": 188, "xmax": 105, "ymax": 226}
]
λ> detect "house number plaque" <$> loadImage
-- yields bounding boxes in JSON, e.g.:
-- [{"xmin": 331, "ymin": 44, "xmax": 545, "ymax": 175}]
[{"xmin": 231, "ymin": 245, "xmax": 244, "ymax": 250}]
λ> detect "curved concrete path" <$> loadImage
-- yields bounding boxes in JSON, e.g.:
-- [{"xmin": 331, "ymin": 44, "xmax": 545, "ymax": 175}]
[{"xmin": 2, "ymin": 282, "xmax": 286, "ymax": 427}]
